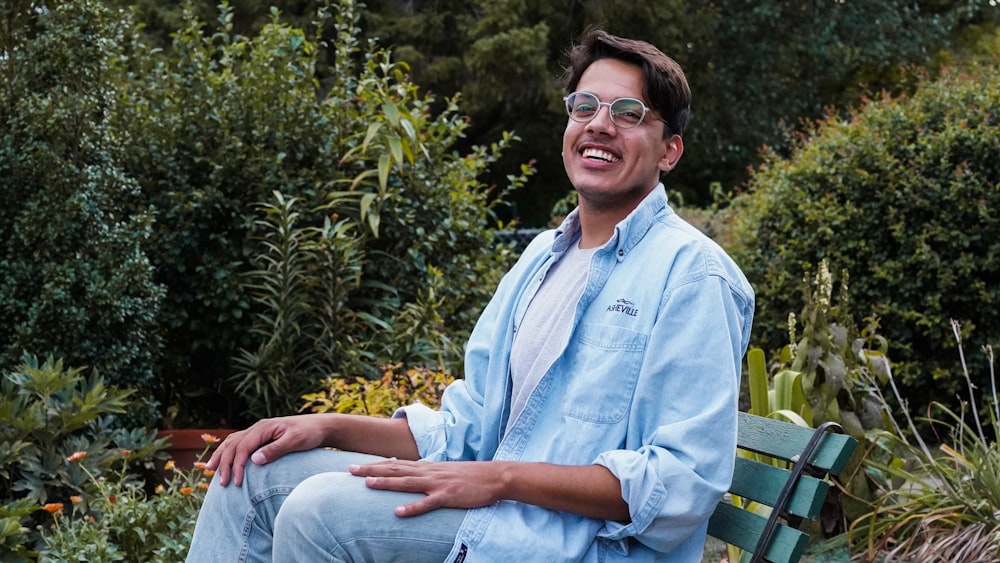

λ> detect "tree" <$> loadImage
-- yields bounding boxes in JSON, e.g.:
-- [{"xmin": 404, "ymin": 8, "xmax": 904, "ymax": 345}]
[{"xmin": 108, "ymin": 0, "xmax": 996, "ymax": 226}]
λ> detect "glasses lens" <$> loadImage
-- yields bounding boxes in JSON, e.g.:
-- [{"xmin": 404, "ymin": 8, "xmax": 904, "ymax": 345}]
[
  {"xmin": 609, "ymin": 98, "xmax": 646, "ymax": 128},
  {"xmin": 566, "ymin": 92, "xmax": 600, "ymax": 121}
]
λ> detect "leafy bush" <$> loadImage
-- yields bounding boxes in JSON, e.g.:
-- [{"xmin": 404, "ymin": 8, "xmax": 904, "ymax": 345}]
[
  {"xmin": 0, "ymin": 355, "xmax": 164, "ymax": 556},
  {"xmin": 726, "ymin": 62, "xmax": 1000, "ymax": 416},
  {"xmin": 0, "ymin": 0, "xmax": 164, "ymax": 425},
  {"xmin": 112, "ymin": 0, "xmax": 525, "ymax": 425}
]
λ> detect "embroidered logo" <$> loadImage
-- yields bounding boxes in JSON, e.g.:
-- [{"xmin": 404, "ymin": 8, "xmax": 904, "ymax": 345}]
[{"xmin": 606, "ymin": 298, "xmax": 638, "ymax": 317}]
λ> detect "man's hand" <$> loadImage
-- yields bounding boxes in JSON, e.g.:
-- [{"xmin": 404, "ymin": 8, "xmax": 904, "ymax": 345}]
[
  {"xmin": 206, "ymin": 415, "xmax": 333, "ymax": 487},
  {"xmin": 349, "ymin": 459, "xmax": 631, "ymax": 522},
  {"xmin": 349, "ymin": 460, "xmax": 505, "ymax": 517},
  {"xmin": 206, "ymin": 414, "xmax": 420, "ymax": 488}
]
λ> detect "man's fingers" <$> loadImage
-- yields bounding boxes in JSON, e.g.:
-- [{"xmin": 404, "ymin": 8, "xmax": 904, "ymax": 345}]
[
  {"xmin": 364, "ymin": 475, "xmax": 423, "ymax": 492},
  {"xmin": 394, "ymin": 496, "xmax": 439, "ymax": 518}
]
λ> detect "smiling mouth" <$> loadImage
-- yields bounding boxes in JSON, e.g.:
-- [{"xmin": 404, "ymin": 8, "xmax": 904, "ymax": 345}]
[{"xmin": 582, "ymin": 147, "xmax": 620, "ymax": 163}]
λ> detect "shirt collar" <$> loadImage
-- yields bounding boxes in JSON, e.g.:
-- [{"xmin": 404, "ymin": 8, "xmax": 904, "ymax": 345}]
[{"xmin": 551, "ymin": 184, "xmax": 670, "ymax": 260}]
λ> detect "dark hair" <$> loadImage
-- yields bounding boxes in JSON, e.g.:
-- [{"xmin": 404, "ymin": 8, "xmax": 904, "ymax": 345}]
[{"xmin": 564, "ymin": 28, "xmax": 691, "ymax": 138}]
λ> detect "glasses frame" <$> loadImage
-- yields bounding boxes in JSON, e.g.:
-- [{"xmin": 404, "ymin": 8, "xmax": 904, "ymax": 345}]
[{"xmin": 563, "ymin": 91, "xmax": 664, "ymax": 130}]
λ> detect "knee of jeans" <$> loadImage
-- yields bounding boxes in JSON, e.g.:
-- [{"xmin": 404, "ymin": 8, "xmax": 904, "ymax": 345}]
[{"xmin": 274, "ymin": 472, "xmax": 365, "ymax": 536}]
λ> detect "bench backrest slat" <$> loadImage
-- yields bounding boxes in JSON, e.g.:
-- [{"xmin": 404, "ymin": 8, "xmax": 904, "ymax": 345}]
[
  {"xmin": 733, "ymin": 413, "xmax": 856, "ymax": 473},
  {"xmin": 729, "ymin": 457, "xmax": 830, "ymax": 520},
  {"xmin": 708, "ymin": 502, "xmax": 810, "ymax": 563}
]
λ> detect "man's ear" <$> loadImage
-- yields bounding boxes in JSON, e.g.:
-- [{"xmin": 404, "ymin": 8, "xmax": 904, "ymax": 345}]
[{"xmin": 658, "ymin": 135, "xmax": 684, "ymax": 173}]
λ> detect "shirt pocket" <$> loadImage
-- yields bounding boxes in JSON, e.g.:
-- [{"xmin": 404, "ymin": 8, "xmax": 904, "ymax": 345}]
[{"xmin": 560, "ymin": 323, "xmax": 647, "ymax": 424}]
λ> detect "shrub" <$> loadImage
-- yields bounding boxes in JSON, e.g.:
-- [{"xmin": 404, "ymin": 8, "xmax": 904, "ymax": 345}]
[
  {"xmin": 41, "ymin": 441, "xmax": 215, "ymax": 562},
  {"xmin": 726, "ymin": 62, "xmax": 1000, "ymax": 416},
  {"xmin": 0, "ymin": 355, "xmax": 164, "ymax": 556},
  {"xmin": 114, "ymin": 0, "xmax": 526, "ymax": 425},
  {"xmin": 301, "ymin": 363, "xmax": 455, "ymax": 417},
  {"xmin": 0, "ymin": 0, "xmax": 164, "ymax": 425}
]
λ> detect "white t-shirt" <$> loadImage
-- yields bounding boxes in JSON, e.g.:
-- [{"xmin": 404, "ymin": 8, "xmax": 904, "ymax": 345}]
[{"xmin": 508, "ymin": 241, "xmax": 596, "ymax": 425}]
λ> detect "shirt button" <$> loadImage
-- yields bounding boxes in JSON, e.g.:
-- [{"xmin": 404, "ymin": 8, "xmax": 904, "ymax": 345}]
[{"xmin": 618, "ymin": 249, "xmax": 624, "ymax": 257}]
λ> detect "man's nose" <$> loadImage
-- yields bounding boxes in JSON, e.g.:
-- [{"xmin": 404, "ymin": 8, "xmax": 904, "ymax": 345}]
[{"xmin": 586, "ymin": 104, "xmax": 616, "ymax": 132}]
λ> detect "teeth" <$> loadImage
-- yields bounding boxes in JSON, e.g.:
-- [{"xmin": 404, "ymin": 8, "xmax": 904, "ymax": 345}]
[{"xmin": 582, "ymin": 148, "xmax": 620, "ymax": 163}]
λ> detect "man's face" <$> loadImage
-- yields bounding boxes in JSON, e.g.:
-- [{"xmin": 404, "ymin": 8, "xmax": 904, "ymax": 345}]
[{"xmin": 562, "ymin": 58, "xmax": 682, "ymax": 212}]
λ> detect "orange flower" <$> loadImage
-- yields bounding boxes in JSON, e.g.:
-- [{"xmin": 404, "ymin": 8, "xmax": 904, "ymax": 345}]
[
  {"xmin": 121, "ymin": 449, "xmax": 132, "ymax": 458},
  {"xmin": 66, "ymin": 451, "xmax": 87, "ymax": 462},
  {"xmin": 108, "ymin": 495, "xmax": 116, "ymax": 505},
  {"xmin": 180, "ymin": 487, "xmax": 194, "ymax": 496},
  {"xmin": 201, "ymin": 433, "xmax": 220, "ymax": 445},
  {"xmin": 193, "ymin": 462, "xmax": 208, "ymax": 471},
  {"xmin": 164, "ymin": 460, "xmax": 176, "ymax": 471},
  {"xmin": 203, "ymin": 469, "xmax": 216, "ymax": 478},
  {"xmin": 154, "ymin": 484, "xmax": 165, "ymax": 494},
  {"xmin": 197, "ymin": 482, "xmax": 209, "ymax": 490},
  {"xmin": 42, "ymin": 503, "xmax": 63, "ymax": 514},
  {"xmin": 69, "ymin": 496, "xmax": 83, "ymax": 504}
]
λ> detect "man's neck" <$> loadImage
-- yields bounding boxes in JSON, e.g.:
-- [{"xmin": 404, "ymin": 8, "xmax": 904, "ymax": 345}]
[{"xmin": 575, "ymin": 189, "xmax": 652, "ymax": 249}]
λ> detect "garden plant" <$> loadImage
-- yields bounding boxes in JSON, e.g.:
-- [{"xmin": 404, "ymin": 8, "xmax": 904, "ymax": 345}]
[
  {"xmin": 851, "ymin": 321, "xmax": 1000, "ymax": 562},
  {"xmin": 41, "ymin": 437, "xmax": 218, "ymax": 561}
]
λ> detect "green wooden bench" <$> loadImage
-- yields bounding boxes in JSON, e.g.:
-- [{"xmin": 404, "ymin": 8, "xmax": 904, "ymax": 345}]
[{"xmin": 707, "ymin": 412, "xmax": 859, "ymax": 563}]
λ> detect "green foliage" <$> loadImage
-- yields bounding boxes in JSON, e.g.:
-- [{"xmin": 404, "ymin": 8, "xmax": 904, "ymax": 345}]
[
  {"xmin": 366, "ymin": 0, "xmax": 992, "ymax": 221},
  {"xmin": 234, "ymin": 192, "xmax": 364, "ymax": 419},
  {"xmin": 302, "ymin": 363, "xmax": 455, "ymax": 417},
  {"xmin": 229, "ymin": 0, "xmax": 528, "ymax": 419},
  {"xmin": 41, "ymin": 445, "xmax": 212, "ymax": 562},
  {"xmin": 0, "ymin": 355, "xmax": 165, "ymax": 556},
  {"xmin": 745, "ymin": 261, "xmax": 892, "ymax": 439},
  {"xmin": 109, "ymin": 0, "xmax": 525, "ymax": 425},
  {"xmin": 786, "ymin": 262, "xmax": 892, "ymax": 439},
  {"xmin": 727, "ymin": 62, "xmax": 1000, "ymax": 419},
  {"xmin": 0, "ymin": 499, "xmax": 37, "ymax": 561},
  {"xmin": 113, "ymin": 1, "xmax": 343, "ymax": 426},
  {"xmin": 106, "ymin": 0, "xmax": 997, "ymax": 224},
  {"xmin": 851, "ymin": 323, "xmax": 1000, "ymax": 561},
  {"xmin": 746, "ymin": 347, "xmax": 811, "ymax": 428},
  {"xmin": 0, "ymin": 0, "xmax": 165, "ymax": 425}
]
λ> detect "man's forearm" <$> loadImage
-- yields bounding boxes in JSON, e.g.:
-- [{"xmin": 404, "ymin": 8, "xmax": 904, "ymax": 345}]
[
  {"xmin": 494, "ymin": 461, "xmax": 630, "ymax": 522},
  {"xmin": 324, "ymin": 414, "xmax": 421, "ymax": 461}
]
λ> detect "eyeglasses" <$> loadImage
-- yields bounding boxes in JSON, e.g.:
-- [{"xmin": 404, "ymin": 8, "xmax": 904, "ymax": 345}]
[{"xmin": 563, "ymin": 91, "xmax": 661, "ymax": 129}]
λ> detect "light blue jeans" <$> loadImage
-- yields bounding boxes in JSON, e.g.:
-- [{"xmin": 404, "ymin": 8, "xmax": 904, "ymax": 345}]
[{"xmin": 185, "ymin": 449, "xmax": 466, "ymax": 562}]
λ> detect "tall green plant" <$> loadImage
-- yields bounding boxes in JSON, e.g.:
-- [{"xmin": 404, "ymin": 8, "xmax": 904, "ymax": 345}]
[
  {"xmin": 234, "ymin": 192, "xmax": 365, "ymax": 419},
  {"xmin": 115, "ymin": 0, "xmax": 526, "ymax": 425},
  {"xmin": 786, "ymin": 261, "xmax": 889, "ymax": 439}
]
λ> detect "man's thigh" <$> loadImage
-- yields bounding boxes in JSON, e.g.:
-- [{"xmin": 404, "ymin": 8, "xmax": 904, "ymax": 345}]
[{"xmin": 273, "ymin": 470, "xmax": 466, "ymax": 562}]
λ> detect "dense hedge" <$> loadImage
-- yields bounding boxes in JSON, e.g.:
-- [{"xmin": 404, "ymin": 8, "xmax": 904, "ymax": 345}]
[
  {"xmin": 726, "ymin": 62, "xmax": 1000, "ymax": 411},
  {"xmin": 0, "ymin": 0, "xmax": 164, "ymax": 425}
]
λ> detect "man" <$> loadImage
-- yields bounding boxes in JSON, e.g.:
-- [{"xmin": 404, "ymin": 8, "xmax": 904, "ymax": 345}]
[{"xmin": 187, "ymin": 28, "xmax": 754, "ymax": 562}]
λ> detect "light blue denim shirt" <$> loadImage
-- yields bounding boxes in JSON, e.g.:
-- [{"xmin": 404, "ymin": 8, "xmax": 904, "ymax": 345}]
[{"xmin": 397, "ymin": 184, "xmax": 754, "ymax": 562}]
